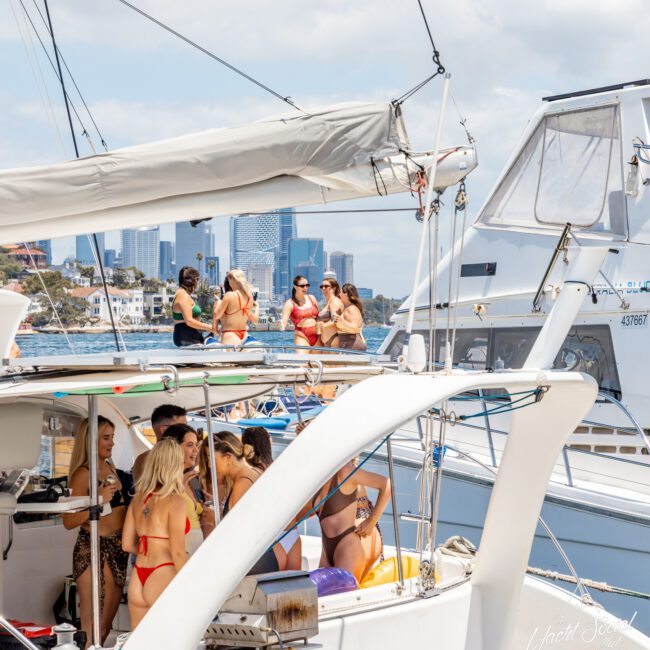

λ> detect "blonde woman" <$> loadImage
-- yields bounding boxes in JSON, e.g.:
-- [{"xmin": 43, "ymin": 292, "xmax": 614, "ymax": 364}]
[
  {"xmin": 122, "ymin": 438, "xmax": 189, "ymax": 629},
  {"xmin": 212, "ymin": 268, "xmax": 259, "ymax": 345},
  {"xmin": 63, "ymin": 416, "xmax": 129, "ymax": 647}
]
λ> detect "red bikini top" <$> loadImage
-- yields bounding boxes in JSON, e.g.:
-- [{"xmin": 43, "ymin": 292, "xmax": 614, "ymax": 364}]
[
  {"xmin": 290, "ymin": 296, "xmax": 318, "ymax": 326},
  {"xmin": 138, "ymin": 493, "xmax": 190, "ymax": 555}
]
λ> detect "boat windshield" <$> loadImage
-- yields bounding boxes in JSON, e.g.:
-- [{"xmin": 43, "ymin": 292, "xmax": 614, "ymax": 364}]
[{"xmin": 478, "ymin": 104, "xmax": 626, "ymax": 238}]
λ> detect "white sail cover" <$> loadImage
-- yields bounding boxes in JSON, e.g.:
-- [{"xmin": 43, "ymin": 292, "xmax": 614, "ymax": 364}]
[
  {"xmin": 0, "ymin": 102, "xmax": 477, "ymax": 244},
  {"xmin": 0, "ymin": 102, "xmax": 394, "ymax": 244}
]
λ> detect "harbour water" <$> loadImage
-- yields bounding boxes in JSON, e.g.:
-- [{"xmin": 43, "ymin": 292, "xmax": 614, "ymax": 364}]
[{"xmin": 16, "ymin": 326, "xmax": 390, "ymax": 357}]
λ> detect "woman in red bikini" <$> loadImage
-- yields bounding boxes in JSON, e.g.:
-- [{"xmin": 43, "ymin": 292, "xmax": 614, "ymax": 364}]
[
  {"xmin": 280, "ymin": 275, "xmax": 320, "ymax": 352},
  {"xmin": 212, "ymin": 268, "xmax": 259, "ymax": 346},
  {"xmin": 122, "ymin": 438, "xmax": 189, "ymax": 629}
]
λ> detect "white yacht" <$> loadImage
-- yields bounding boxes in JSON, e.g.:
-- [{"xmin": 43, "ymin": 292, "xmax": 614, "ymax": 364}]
[{"xmin": 376, "ymin": 79, "xmax": 650, "ymax": 628}]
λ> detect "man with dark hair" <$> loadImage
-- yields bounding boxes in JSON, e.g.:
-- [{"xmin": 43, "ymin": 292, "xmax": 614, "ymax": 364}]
[{"xmin": 132, "ymin": 404, "xmax": 187, "ymax": 482}]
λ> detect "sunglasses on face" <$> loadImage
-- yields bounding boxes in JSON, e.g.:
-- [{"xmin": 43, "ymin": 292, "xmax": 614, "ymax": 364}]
[{"xmin": 295, "ymin": 283, "xmax": 310, "ymax": 288}]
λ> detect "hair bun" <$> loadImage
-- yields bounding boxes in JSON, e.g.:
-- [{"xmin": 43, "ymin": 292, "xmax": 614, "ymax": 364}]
[{"xmin": 242, "ymin": 443, "xmax": 255, "ymax": 462}]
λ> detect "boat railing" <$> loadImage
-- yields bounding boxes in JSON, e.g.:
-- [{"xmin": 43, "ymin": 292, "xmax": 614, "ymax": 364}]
[{"xmin": 418, "ymin": 390, "xmax": 650, "ymax": 489}]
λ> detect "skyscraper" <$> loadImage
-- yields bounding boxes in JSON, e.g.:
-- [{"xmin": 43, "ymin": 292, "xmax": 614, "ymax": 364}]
[
  {"xmin": 248, "ymin": 263, "xmax": 274, "ymax": 300},
  {"xmin": 122, "ymin": 227, "xmax": 160, "ymax": 278},
  {"xmin": 288, "ymin": 238, "xmax": 324, "ymax": 289},
  {"xmin": 330, "ymin": 251, "xmax": 354, "ymax": 285},
  {"xmin": 76, "ymin": 233, "xmax": 105, "ymax": 266},
  {"xmin": 276, "ymin": 208, "xmax": 296, "ymax": 301},
  {"xmin": 104, "ymin": 249, "xmax": 117, "ymax": 268},
  {"xmin": 159, "ymin": 241, "xmax": 174, "ymax": 281},
  {"xmin": 175, "ymin": 220, "xmax": 212, "ymax": 276},
  {"xmin": 229, "ymin": 208, "xmax": 296, "ymax": 300}
]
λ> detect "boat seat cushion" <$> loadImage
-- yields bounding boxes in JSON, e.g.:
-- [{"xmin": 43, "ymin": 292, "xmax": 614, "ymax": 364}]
[{"xmin": 0, "ymin": 403, "xmax": 43, "ymax": 471}]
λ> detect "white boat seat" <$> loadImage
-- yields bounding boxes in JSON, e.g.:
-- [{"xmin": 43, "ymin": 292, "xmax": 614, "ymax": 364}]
[{"xmin": 0, "ymin": 403, "xmax": 43, "ymax": 471}]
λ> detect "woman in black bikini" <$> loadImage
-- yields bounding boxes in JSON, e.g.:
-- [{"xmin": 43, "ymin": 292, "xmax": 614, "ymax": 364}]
[
  {"xmin": 122, "ymin": 439, "xmax": 188, "ymax": 629},
  {"xmin": 214, "ymin": 431, "xmax": 286, "ymax": 574},
  {"xmin": 334, "ymin": 283, "xmax": 367, "ymax": 351},
  {"xmin": 63, "ymin": 416, "xmax": 130, "ymax": 647},
  {"xmin": 310, "ymin": 462, "xmax": 391, "ymax": 582}
]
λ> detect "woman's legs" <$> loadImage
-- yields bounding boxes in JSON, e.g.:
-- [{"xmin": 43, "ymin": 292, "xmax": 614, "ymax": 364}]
[
  {"xmin": 286, "ymin": 537, "xmax": 303, "ymax": 571},
  {"xmin": 75, "ymin": 569, "xmax": 93, "ymax": 649},
  {"xmin": 332, "ymin": 533, "xmax": 368, "ymax": 583},
  {"xmin": 101, "ymin": 561, "xmax": 123, "ymax": 642},
  {"xmin": 127, "ymin": 571, "xmax": 148, "ymax": 630}
]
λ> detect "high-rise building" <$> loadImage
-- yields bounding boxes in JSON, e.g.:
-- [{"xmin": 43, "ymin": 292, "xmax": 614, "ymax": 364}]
[
  {"xmin": 206, "ymin": 256, "xmax": 220, "ymax": 287},
  {"xmin": 104, "ymin": 249, "xmax": 117, "ymax": 268},
  {"xmin": 288, "ymin": 238, "xmax": 324, "ymax": 289},
  {"xmin": 330, "ymin": 251, "xmax": 354, "ymax": 286},
  {"xmin": 276, "ymin": 208, "xmax": 296, "ymax": 301},
  {"xmin": 159, "ymin": 241, "xmax": 174, "ymax": 281},
  {"xmin": 175, "ymin": 220, "xmax": 212, "ymax": 276},
  {"xmin": 76, "ymin": 233, "xmax": 105, "ymax": 266},
  {"xmin": 35, "ymin": 240, "xmax": 52, "ymax": 265},
  {"xmin": 229, "ymin": 208, "xmax": 296, "ymax": 301},
  {"xmin": 122, "ymin": 227, "xmax": 160, "ymax": 278},
  {"xmin": 248, "ymin": 263, "xmax": 274, "ymax": 300}
]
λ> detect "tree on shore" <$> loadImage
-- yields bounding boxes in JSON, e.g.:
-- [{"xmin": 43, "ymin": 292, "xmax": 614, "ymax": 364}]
[{"xmin": 22, "ymin": 271, "xmax": 87, "ymax": 327}]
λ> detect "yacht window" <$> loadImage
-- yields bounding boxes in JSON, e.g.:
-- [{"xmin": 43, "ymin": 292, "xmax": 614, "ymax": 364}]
[
  {"xmin": 479, "ymin": 104, "xmax": 626, "ymax": 237},
  {"xmin": 489, "ymin": 327, "xmax": 540, "ymax": 369},
  {"xmin": 552, "ymin": 324, "xmax": 621, "ymax": 399}
]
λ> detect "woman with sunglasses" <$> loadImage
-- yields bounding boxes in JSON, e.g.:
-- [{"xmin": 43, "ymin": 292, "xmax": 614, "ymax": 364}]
[
  {"xmin": 334, "ymin": 283, "xmax": 367, "ymax": 351},
  {"xmin": 316, "ymin": 278, "xmax": 344, "ymax": 348},
  {"xmin": 280, "ymin": 275, "xmax": 320, "ymax": 352}
]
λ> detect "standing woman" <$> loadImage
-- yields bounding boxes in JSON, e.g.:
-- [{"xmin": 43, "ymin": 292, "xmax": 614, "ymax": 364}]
[
  {"xmin": 316, "ymin": 278, "xmax": 344, "ymax": 348},
  {"xmin": 280, "ymin": 276, "xmax": 320, "ymax": 352},
  {"xmin": 172, "ymin": 266, "xmax": 213, "ymax": 347},
  {"xmin": 335, "ymin": 283, "xmax": 367, "ymax": 352},
  {"xmin": 161, "ymin": 424, "xmax": 203, "ymax": 555},
  {"xmin": 63, "ymin": 416, "xmax": 129, "ymax": 647},
  {"xmin": 212, "ymin": 268, "xmax": 259, "ymax": 346},
  {"xmin": 122, "ymin": 439, "xmax": 188, "ymax": 629}
]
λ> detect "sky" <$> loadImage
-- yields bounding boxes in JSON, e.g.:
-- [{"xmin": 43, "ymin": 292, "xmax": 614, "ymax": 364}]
[{"xmin": 1, "ymin": 0, "xmax": 649, "ymax": 297}]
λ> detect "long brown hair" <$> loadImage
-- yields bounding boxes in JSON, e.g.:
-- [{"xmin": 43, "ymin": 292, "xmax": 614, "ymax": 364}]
[
  {"xmin": 291, "ymin": 275, "xmax": 308, "ymax": 305},
  {"xmin": 342, "ymin": 283, "xmax": 364, "ymax": 318},
  {"xmin": 178, "ymin": 266, "xmax": 200, "ymax": 293}
]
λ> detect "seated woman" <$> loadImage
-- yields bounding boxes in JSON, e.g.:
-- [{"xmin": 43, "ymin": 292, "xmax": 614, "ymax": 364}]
[
  {"xmin": 160, "ymin": 424, "xmax": 204, "ymax": 555},
  {"xmin": 242, "ymin": 427, "xmax": 302, "ymax": 570},
  {"xmin": 309, "ymin": 462, "xmax": 390, "ymax": 582},
  {"xmin": 334, "ymin": 283, "xmax": 367, "ymax": 352},
  {"xmin": 212, "ymin": 269, "xmax": 259, "ymax": 346},
  {"xmin": 214, "ymin": 431, "xmax": 287, "ymax": 573},
  {"xmin": 172, "ymin": 266, "xmax": 213, "ymax": 347},
  {"xmin": 280, "ymin": 275, "xmax": 320, "ymax": 352},
  {"xmin": 316, "ymin": 278, "xmax": 344, "ymax": 348},
  {"xmin": 122, "ymin": 439, "xmax": 188, "ymax": 629},
  {"xmin": 63, "ymin": 416, "xmax": 129, "ymax": 647}
]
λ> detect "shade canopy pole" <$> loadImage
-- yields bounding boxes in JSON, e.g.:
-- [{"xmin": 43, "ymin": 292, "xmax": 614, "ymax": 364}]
[{"xmin": 87, "ymin": 395, "xmax": 101, "ymax": 648}]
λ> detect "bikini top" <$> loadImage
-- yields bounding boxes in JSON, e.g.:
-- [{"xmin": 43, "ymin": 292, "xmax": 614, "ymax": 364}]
[
  {"xmin": 290, "ymin": 296, "xmax": 319, "ymax": 326},
  {"xmin": 224, "ymin": 292, "xmax": 253, "ymax": 317},
  {"xmin": 137, "ymin": 492, "xmax": 191, "ymax": 556},
  {"xmin": 172, "ymin": 303, "xmax": 202, "ymax": 321},
  {"xmin": 222, "ymin": 471, "xmax": 261, "ymax": 516}
]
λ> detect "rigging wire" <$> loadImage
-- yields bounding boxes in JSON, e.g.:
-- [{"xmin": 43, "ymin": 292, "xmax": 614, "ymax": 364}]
[
  {"xmin": 17, "ymin": 0, "xmax": 95, "ymax": 151},
  {"xmin": 41, "ymin": 0, "xmax": 122, "ymax": 353},
  {"xmin": 21, "ymin": 244, "xmax": 76, "ymax": 354},
  {"xmin": 9, "ymin": 0, "xmax": 67, "ymax": 158},
  {"xmin": 29, "ymin": 0, "xmax": 109, "ymax": 150},
  {"xmin": 114, "ymin": 0, "xmax": 303, "ymax": 112},
  {"xmin": 393, "ymin": 0, "xmax": 446, "ymax": 106}
]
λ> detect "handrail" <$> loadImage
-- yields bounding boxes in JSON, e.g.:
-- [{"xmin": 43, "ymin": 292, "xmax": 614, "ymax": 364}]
[{"xmin": 0, "ymin": 616, "xmax": 41, "ymax": 650}]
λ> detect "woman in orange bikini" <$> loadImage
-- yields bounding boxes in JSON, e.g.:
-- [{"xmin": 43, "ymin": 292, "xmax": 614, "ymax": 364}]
[
  {"xmin": 122, "ymin": 439, "xmax": 189, "ymax": 629},
  {"xmin": 212, "ymin": 268, "xmax": 259, "ymax": 346},
  {"xmin": 280, "ymin": 275, "xmax": 320, "ymax": 353}
]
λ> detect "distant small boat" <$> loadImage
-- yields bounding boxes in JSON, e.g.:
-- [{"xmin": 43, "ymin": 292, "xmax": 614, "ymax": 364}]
[{"xmin": 15, "ymin": 322, "xmax": 35, "ymax": 335}]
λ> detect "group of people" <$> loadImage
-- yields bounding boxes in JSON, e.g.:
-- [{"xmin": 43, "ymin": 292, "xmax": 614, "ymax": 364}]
[
  {"xmin": 172, "ymin": 266, "xmax": 367, "ymax": 352},
  {"xmin": 172, "ymin": 266, "xmax": 259, "ymax": 348},
  {"xmin": 64, "ymin": 405, "xmax": 389, "ymax": 647},
  {"xmin": 280, "ymin": 276, "xmax": 367, "ymax": 352}
]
